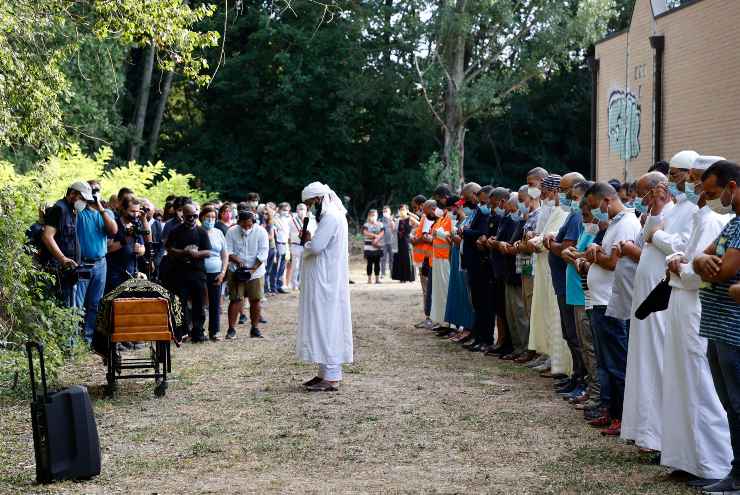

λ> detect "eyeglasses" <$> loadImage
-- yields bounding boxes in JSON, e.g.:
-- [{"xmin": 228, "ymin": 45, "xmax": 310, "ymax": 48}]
[{"xmin": 184, "ymin": 214, "xmax": 198, "ymax": 220}]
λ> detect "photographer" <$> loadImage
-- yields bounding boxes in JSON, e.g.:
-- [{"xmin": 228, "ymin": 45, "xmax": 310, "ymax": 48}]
[
  {"xmin": 42, "ymin": 181, "xmax": 94, "ymax": 307},
  {"xmin": 106, "ymin": 197, "xmax": 146, "ymax": 292},
  {"xmin": 225, "ymin": 211, "xmax": 269, "ymax": 340},
  {"xmin": 75, "ymin": 184, "xmax": 117, "ymax": 344},
  {"xmin": 166, "ymin": 203, "xmax": 212, "ymax": 343}
]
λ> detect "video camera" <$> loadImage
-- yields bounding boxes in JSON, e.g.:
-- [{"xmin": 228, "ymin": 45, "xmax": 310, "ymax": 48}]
[{"xmin": 126, "ymin": 220, "xmax": 150, "ymax": 238}]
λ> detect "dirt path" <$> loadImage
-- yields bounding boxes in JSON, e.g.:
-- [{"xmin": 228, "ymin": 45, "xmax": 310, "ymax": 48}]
[{"xmin": 1, "ymin": 266, "xmax": 693, "ymax": 494}]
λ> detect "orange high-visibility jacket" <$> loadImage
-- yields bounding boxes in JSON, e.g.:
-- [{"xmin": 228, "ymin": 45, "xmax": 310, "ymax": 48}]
[
  {"xmin": 413, "ymin": 218, "xmax": 434, "ymax": 266},
  {"xmin": 431, "ymin": 213, "xmax": 452, "ymax": 261}
]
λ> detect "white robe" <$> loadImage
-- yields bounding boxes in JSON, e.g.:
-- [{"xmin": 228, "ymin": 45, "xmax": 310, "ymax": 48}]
[
  {"xmin": 621, "ymin": 201, "xmax": 682, "ymax": 450},
  {"xmin": 430, "ymin": 220, "xmax": 452, "ymax": 323},
  {"xmin": 660, "ymin": 205, "xmax": 732, "ymax": 478},
  {"xmin": 296, "ymin": 205, "xmax": 353, "ymax": 365},
  {"xmin": 529, "ymin": 206, "xmax": 571, "ymax": 375}
]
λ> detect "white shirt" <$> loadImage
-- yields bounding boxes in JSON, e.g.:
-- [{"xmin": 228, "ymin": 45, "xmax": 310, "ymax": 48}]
[
  {"xmin": 225, "ymin": 224, "xmax": 269, "ymax": 279},
  {"xmin": 587, "ymin": 209, "xmax": 642, "ymax": 307},
  {"xmin": 275, "ymin": 214, "xmax": 291, "ymax": 244},
  {"xmin": 288, "ymin": 213, "xmax": 316, "ymax": 244}
]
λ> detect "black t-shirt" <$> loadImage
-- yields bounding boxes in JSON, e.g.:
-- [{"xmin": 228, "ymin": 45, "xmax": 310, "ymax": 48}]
[
  {"xmin": 166, "ymin": 224, "xmax": 212, "ymax": 281},
  {"xmin": 44, "ymin": 205, "xmax": 63, "ymax": 229}
]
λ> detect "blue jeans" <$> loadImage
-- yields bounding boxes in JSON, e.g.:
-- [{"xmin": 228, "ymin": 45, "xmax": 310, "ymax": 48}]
[
  {"xmin": 707, "ymin": 340, "xmax": 740, "ymax": 477},
  {"xmin": 265, "ymin": 248, "xmax": 276, "ymax": 292},
  {"xmin": 590, "ymin": 305, "xmax": 629, "ymax": 419},
  {"xmin": 270, "ymin": 251, "xmax": 287, "ymax": 292},
  {"xmin": 75, "ymin": 259, "xmax": 107, "ymax": 344}
]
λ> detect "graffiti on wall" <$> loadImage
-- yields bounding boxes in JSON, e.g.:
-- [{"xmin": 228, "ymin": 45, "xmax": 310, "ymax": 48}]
[{"xmin": 607, "ymin": 89, "xmax": 641, "ymax": 161}]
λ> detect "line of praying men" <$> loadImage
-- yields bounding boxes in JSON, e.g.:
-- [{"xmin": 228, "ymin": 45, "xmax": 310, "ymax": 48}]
[{"xmin": 408, "ymin": 154, "xmax": 740, "ymax": 493}]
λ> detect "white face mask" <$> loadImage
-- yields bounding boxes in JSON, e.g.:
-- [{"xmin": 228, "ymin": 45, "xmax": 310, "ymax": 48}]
[
  {"xmin": 297, "ymin": 209, "xmax": 307, "ymax": 218},
  {"xmin": 74, "ymin": 199, "xmax": 87, "ymax": 213},
  {"xmin": 584, "ymin": 223, "xmax": 599, "ymax": 235},
  {"xmin": 527, "ymin": 187, "xmax": 542, "ymax": 199},
  {"xmin": 543, "ymin": 199, "xmax": 556, "ymax": 207},
  {"xmin": 706, "ymin": 193, "xmax": 733, "ymax": 215},
  {"xmin": 241, "ymin": 226, "xmax": 252, "ymax": 235},
  {"xmin": 434, "ymin": 207, "xmax": 444, "ymax": 218}
]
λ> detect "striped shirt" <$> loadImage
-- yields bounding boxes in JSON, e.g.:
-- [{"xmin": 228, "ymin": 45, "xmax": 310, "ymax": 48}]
[{"xmin": 699, "ymin": 216, "xmax": 740, "ymax": 347}]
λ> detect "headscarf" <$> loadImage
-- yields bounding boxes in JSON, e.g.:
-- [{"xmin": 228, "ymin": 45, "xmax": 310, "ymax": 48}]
[{"xmin": 301, "ymin": 181, "xmax": 347, "ymax": 215}]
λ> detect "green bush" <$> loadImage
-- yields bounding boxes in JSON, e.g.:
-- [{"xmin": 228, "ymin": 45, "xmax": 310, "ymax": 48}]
[{"xmin": 0, "ymin": 146, "xmax": 214, "ymax": 395}]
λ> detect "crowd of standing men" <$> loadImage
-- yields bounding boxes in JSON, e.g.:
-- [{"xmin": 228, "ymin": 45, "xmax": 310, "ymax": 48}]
[
  {"xmin": 35, "ymin": 184, "xmax": 317, "ymax": 346},
  {"xmin": 407, "ymin": 155, "xmax": 740, "ymax": 493}
]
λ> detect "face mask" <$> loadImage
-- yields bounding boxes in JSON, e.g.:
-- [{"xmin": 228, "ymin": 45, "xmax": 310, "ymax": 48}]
[
  {"xmin": 584, "ymin": 223, "xmax": 599, "ymax": 235},
  {"xmin": 434, "ymin": 208, "xmax": 444, "ymax": 218},
  {"xmin": 203, "ymin": 219, "xmax": 215, "ymax": 230},
  {"xmin": 684, "ymin": 183, "xmax": 700, "ymax": 204},
  {"xmin": 426, "ymin": 213, "xmax": 436, "ymax": 221},
  {"xmin": 571, "ymin": 201, "xmax": 581, "ymax": 213},
  {"xmin": 543, "ymin": 199, "xmax": 556, "ymax": 208},
  {"xmin": 510, "ymin": 211, "xmax": 522, "ymax": 222},
  {"xmin": 591, "ymin": 208, "xmax": 609, "ymax": 223},
  {"xmin": 559, "ymin": 193, "xmax": 570, "ymax": 207},
  {"xmin": 74, "ymin": 199, "xmax": 87, "ymax": 213},
  {"xmin": 517, "ymin": 202, "xmax": 529, "ymax": 215},
  {"xmin": 248, "ymin": 201, "xmax": 258, "ymax": 208},
  {"xmin": 462, "ymin": 206, "xmax": 474, "ymax": 217},
  {"xmin": 479, "ymin": 205, "xmax": 491, "ymax": 216},
  {"xmin": 527, "ymin": 187, "xmax": 541, "ymax": 199},
  {"xmin": 368, "ymin": 216, "xmax": 378, "ymax": 223},
  {"xmin": 706, "ymin": 189, "xmax": 734, "ymax": 214},
  {"xmin": 281, "ymin": 210, "xmax": 290, "ymax": 217},
  {"xmin": 241, "ymin": 226, "xmax": 253, "ymax": 235},
  {"xmin": 667, "ymin": 181, "xmax": 681, "ymax": 197},
  {"xmin": 493, "ymin": 206, "xmax": 505, "ymax": 216},
  {"xmin": 634, "ymin": 198, "xmax": 649, "ymax": 214}
]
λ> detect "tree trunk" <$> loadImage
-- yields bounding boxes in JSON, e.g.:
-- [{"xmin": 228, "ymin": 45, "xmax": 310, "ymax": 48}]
[
  {"xmin": 128, "ymin": 44, "xmax": 156, "ymax": 162},
  {"xmin": 440, "ymin": 0, "xmax": 467, "ymax": 187},
  {"xmin": 147, "ymin": 70, "xmax": 174, "ymax": 160}
]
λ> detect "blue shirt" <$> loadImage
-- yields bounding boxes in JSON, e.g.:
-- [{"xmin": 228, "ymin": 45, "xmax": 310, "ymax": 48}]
[
  {"xmin": 76, "ymin": 208, "xmax": 109, "ymax": 260},
  {"xmin": 549, "ymin": 211, "xmax": 583, "ymax": 296},
  {"xmin": 566, "ymin": 230, "xmax": 596, "ymax": 306},
  {"xmin": 700, "ymin": 216, "xmax": 740, "ymax": 347}
]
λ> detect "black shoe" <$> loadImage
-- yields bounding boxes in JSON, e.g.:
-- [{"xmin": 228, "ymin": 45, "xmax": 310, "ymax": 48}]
[
  {"xmin": 238, "ymin": 314, "xmax": 247, "ymax": 325},
  {"xmin": 556, "ymin": 381, "xmax": 577, "ymax": 394},
  {"xmin": 583, "ymin": 408, "xmax": 604, "ymax": 421},
  {"xmin": 225, "ymin": 328, "xmax": 237, "ymax": 340},
  {"xmin": 553, "ymin": 378, "xmax": 571, "ymax": 389},
  {"xmin": 250, "ymin": 328, "xmax": 263, "ymax": 338},
  {"xmin": 687, "ymin": 477, "xmax": 721, "ymax": 488},
  {"xmin": 469, "ymin": 343, "xmax": 484, "ymax": 352},
  {"xmin": 462, "ymin": 339, "xmax": 477, "ymax": 349},
  {"xmin": 260, "ymin": 317, "xmax": 268, "ymax": 324},
  {"xmin": 191, "ymin": 334, "xmax": 208, "ymax": 343}
]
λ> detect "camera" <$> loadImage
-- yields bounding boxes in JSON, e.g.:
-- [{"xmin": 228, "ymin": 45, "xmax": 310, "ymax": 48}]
[
  {"xmin": 235, "ymin": 267, "xmax": 252, "ymax": 282},
  {"xmin": 126, "ymin": 220, "xmax": 150, "ymax": 238}
]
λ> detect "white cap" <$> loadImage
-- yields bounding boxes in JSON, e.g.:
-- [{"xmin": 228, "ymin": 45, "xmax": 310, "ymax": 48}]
[
  {"xmin": 669, "ymin": 150, "xmax": 699, "ymax": 170},
  {"xmin": 691, "ymin": 155, "xmax": 726, "ymax": 171},
  {"xmin": 69, "ymin": 181, "xmax": 94, "ymax": 201}
]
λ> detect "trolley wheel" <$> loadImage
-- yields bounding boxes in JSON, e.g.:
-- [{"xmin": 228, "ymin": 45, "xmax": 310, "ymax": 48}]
[{"xmin": 154, "ymin": 381, "xmax": 168, "ymax": 397}]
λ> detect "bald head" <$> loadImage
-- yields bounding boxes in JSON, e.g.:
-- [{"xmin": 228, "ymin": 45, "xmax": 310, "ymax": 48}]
[
  {"xmin": 638, "ymin": 171, "xmax": 668, "ymax": 190},
  {"xmin": 561, "ymin": 172, "xmax": 586, "ymax": 190}
]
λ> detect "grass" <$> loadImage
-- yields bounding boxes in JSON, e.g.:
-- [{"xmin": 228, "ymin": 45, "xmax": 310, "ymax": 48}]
[{"xmin": 0, "ymin": 265, "xmax": 699, "ymax": 494}]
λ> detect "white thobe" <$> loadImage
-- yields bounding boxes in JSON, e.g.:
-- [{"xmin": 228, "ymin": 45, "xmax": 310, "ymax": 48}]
[
  {"xmin": 529, "ymin": 206, "xmax": 572, "ymax": 374},
  {"xmin": 430, "ymin": 220, "xmax": 452, "ymax": 323},
  {"xmin": 621, "ymin": 201, "xmax": 680, "ymax": 450},
  {"xmin": 296, "ymin": 205, "xmax": 353, "ymax": 365},
  {"xmin": 660, "ymin": 205, "xmax": 732, "ymax": 478}
]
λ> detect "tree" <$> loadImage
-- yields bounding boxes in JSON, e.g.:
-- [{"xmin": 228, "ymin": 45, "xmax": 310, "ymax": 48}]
[
  {"xmin": 0, "ymin": 0, "xmax": 219, "ymax": 155},
  {"xmin": 414, "ymin": 0, "xmax": 615, "ymax": 185}
]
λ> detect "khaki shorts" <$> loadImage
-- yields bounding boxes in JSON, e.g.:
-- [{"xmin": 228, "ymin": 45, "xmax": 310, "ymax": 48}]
[{"xmin": 227, "ymin": 272, "xmax": 264, "ymax": 302}]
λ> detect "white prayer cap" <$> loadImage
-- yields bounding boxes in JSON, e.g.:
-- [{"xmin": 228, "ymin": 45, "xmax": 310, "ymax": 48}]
[
  {"xmin": 691, "ymin": 155, "xmax": 726, "ymax": 171},
  {"xmin": 669, "ymin": 150, "xmax": 699, "ymax": 170}
]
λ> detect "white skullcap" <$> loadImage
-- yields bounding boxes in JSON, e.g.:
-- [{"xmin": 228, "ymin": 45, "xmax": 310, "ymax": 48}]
[
  {"xmin": 669, "ymin": 150, "xmax": 699, "ymax": 170},
  {"xmin": 691, "ymin": 155, "xmax": 726, "ymax": 171}
]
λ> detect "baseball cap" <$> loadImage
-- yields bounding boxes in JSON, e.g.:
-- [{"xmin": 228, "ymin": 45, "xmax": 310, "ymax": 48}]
[{"xmin": 70, "ymin": 181, "xmax": 94, "ymax": 201}]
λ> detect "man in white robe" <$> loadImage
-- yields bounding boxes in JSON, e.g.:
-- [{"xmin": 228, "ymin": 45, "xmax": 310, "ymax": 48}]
[
  {"xmin": 621, "ymin": 171, "xmax": 678, "ymax": 451},
  {"xmin": 661, "ymin": 155, "xmax": 732, "ymax": 484},
  {"xmin": 528, "ymin": 174, "xmax": 571, "ymax": 376},
  {"xmin": 296, "ymin": 182, "xmax": 353, "ymax": 392}
]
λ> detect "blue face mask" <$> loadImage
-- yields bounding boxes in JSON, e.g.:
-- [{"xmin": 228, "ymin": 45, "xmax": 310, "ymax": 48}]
[
  {"xmin": 634, "ymin": 198, "xmax": 649, "ymax": 214},
  {"xmin": 479, "ymin": 205, "xmax": 491, "ymax": 216},
  {"xmin": 510, "ymin": 211, "xmax": 522, "ymax": 222},
  {"xmin": 517, "ymin": 202, "xmax": 529, "ymax": 215},
  {"xmin": 667, "ymin": 181, "xmax": 681, "ymax": 197},
  {"xmin": 463, "ymin": 206, "xmax": 474, "ymax": 217},
  {"xmin": 571, "ymin": 201, "xmax": 581, "ymax": 213},
  {"xmin": 559, "ymin": 193, "xmax": 571, "ymax": 207},
  {"xmin": 684, "ymin": 183, "xmax": 700, "ymax": 204},
  {"xmin": 591, "ymin": 208, "xmax": 609, "ymax": 223},
  {"xmin": 202, "ymin": 219, "xmax": 215, "ymax": 230},
  {"xmin": 494, "ymin": 206, "xmax": 505, "ymax": 216}
]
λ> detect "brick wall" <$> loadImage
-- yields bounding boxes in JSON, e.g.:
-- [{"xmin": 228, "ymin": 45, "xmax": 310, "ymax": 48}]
[{"xmin": 595, "ymin": 0, "xmax": 740, "ymax": 181}]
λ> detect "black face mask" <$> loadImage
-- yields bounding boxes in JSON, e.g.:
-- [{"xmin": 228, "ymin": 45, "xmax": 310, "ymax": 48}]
[
  {"xmin": 464, "ymin": 201, "xmax": 476, "ymax": 209},
  {"xmin": 426, "ymin": 213, "xmax": 436, "ymax": 221}
]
